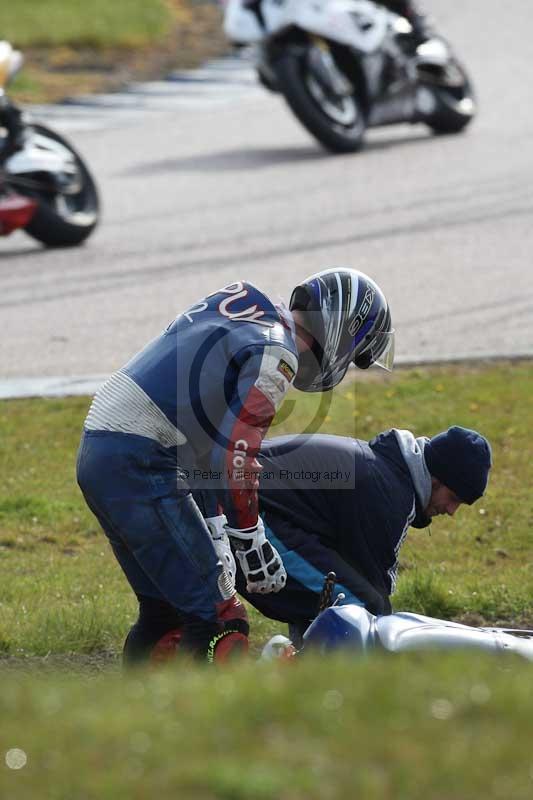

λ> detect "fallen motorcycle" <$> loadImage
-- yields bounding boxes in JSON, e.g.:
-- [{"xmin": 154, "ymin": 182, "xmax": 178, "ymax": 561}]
[
  {"xmin": 262, "ymin": 574, "xmax": 533, "ymax": 662},
  {"xmin": 0, "ymin": 41, "xmax": 99, "ymax": 246},
  {"xmin": 224, "ymin": 0, "xmax": 476, "ymax": 153}
]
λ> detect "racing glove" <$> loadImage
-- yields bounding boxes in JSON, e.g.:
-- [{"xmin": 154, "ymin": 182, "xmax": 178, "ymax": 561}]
[
  {"xmin": 205, "ymin": 514, "xmax": 237, "ymax": 599},
  {"xmin": 226, "ymin": 518, "xmax": 287, "ymax": 594}
]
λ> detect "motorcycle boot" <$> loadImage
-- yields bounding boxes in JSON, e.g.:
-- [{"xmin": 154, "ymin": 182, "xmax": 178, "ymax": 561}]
[
  {"xmin": 151, "ymin": 596, "xmax": 250, "ymax": 664},
  {"xmin": 150, "ymin": 627, "xmax": 184, "ymax": 664},
  {"xmin": 404, "ymin": 9, "xmax": 434, "ymax": 46},
  {"xmin": 384, "ymin": 1, "xmax": 435, "ymax": 51},
  {"xmin": 209, "ymin": 596, "xmax": 250, "ymax": 663},
  {"xmin": 123, "ymin": 594, "xmax": 184, "ymax": 667}
]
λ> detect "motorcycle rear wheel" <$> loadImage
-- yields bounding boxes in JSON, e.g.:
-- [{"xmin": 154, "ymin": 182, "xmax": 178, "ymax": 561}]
[
  {"xmin": 14, "ymin": 124, "xmax": 99, "ymax": 247},
  {"xmin": 275, "ymin": 48, "xmax": 366, "ymax": 154}
]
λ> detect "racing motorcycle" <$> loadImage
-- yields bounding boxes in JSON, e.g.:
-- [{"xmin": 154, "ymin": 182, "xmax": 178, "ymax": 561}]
[
  {"xmin": 273, "ymin": 606, "xmax": 533, "ymax": 661},
  {"xmin": 0, "ymin": 41, "xmax": 99, "ymax": 246},
  {"xmin": 262, "ymin": 574, "xmax": 533, "ymax": 662},
  {"xmin": 224, "ymin": 0, "xmax": 476, "ymax": 153}
]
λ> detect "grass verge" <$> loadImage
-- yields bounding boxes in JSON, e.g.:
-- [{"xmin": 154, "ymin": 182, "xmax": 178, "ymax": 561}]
[
  {"xmin": 0, "ymin": 361, "xmax": 532, "ymax": 798},
  {"xmin": 2, "ymin": 653, "xmax": 533, "ymax": 799},
  {"xmin": 2, "ymin": 0, "xmax": 229, "ymax": 103},
  {"xmin": 0, "ymin": 0, "xmax": 172, "ymax": 49},
  {"xmin": 0, "ymin": 360, "xmax": 531, "ymax": 663}
]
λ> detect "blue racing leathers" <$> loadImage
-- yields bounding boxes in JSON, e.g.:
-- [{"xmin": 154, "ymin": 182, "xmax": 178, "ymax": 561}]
[{"xmin": 77, "ymin": 281, "xmax": 299, "ymax": 622}]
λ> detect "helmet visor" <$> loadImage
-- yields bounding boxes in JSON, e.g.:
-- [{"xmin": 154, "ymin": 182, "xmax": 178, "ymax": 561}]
[{"xmin": 371, "ymin": 329, "xmax": 395, "ymax": 372}]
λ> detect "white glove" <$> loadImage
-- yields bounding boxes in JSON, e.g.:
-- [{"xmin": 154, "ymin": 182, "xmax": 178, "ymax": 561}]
[
  {"xmin": 226, "ymin": 518, "xmax": 287, "ymax": 594},
  {"xmin": 205, "ymin": 515, "xmax": 237, "ymax": 598}
]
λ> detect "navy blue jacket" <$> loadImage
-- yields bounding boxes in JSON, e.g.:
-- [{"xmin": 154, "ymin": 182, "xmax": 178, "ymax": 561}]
[{"xmin": 241, "ymin": 431, "xmax": 430, "ymax": 623}]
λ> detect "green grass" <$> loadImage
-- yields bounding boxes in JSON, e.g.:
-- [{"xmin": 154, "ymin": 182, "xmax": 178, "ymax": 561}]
[
  {"xmin": 0, "ymin": 361, "xmax": 531, "ymax": 660},
  {"xmin": 1, "ymin": 362, "xmax": 532, "ymax": 798},
  {"xmin": 2, "ymin": 0, "xmax": 228, "ymax": 105},
  {"xmin": 0, "ymin": 0, "xmax": 172, "ymax": 49},
  {"xmin": 2, "ymin": 653, "xmax": 533, "ymax": 799}
]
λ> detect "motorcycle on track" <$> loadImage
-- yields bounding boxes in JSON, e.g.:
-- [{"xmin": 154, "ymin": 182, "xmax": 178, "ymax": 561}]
[
  {"xmin": 0, "ymin": 41, "xmax": 99, "ymax": 246},
  {"xmin": 224, "ymin": 0, "xmax": 476, "ymax": 153}
]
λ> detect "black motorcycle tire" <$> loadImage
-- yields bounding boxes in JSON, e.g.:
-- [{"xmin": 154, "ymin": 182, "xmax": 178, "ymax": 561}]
[
  {"xmin": 274, "ymin": 49, "xmax": 366, "ymax": 154},
  {"xmin": 422, "ymin": 59, "xmax": 475, "ymax": 135},
  {"xmin": 21, "ymin": 124, "xmax": 99, "ymax": 247}
]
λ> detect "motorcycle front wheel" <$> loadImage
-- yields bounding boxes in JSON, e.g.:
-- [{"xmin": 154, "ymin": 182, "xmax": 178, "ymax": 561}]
[
  {"xmin": 418, "ymin": 58, "xmax": 476, "ymax": 135},
  {"xmin": 275, "ymin": 45, "xmax": 366, "ymax": 154},
  {"xmin": 10, "ymin": 123, "xmax": 99, "ymax": 247}
]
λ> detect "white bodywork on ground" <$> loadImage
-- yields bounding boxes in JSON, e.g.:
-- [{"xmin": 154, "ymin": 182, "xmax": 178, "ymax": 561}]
[{"xmin": 263, "ymin": 605, "xmax": 533, "ymax": 661}]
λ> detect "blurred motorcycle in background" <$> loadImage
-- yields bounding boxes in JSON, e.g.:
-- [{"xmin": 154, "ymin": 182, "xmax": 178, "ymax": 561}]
[
  {"xmin": 224, "ymin": 0, "xmax": 476, "ymax": 153},
  {"xmin": 0, "ymin": 41, "xmax": 99, "ymax": 247}
]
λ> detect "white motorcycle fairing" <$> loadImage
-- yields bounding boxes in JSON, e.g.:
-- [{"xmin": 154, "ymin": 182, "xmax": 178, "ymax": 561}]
[
  {"xmin": 302, "ymin": 604, "xmax": 533, "ymax": 662},
  {"xmin": 224, "ymin": 0, "xmax": 391, "ymax": 53},
  {"xmin": 377, "ymin": 611, "xmax": 533, "ymax": 661},
  {"xmin": 5, "ymin": 129, "xmax": 79, "ymax": 181}
]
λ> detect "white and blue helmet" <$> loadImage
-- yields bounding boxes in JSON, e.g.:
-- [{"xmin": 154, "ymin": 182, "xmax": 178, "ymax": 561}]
[{"xmin": 289, "ymin": 268, "xmax": 394, "ymax": 392}]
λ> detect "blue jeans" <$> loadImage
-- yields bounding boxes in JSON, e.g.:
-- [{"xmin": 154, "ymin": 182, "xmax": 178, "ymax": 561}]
[{"xmin": 76, "ymin": 430, "xmax": 223, "ymax": 622}]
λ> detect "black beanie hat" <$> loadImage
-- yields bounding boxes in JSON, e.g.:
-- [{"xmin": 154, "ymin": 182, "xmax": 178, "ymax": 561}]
[{"xmin": 424, "ymin": 426, "xmax": 492, "ymax": 505}]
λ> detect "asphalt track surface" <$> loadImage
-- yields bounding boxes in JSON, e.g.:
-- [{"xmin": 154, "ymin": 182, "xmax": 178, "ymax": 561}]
[{"xmin": 1, "ymin": 0, "xmax": 532, "ymax": 382}]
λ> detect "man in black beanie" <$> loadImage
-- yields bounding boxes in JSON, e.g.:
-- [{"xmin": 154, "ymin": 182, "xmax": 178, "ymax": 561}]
[
  {"xmin": 237, "ymin": 425, "xmax": 493, "ymax": 645},
  {"xmin": 122, "ymin": 426, "xmax": 492, "ymax": 659},
  {"xmin": 423, "ymin": 426, "xmax": 492, "ymax": 514}
]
